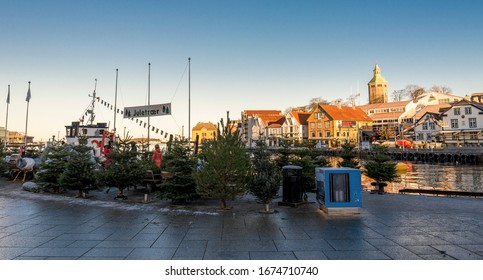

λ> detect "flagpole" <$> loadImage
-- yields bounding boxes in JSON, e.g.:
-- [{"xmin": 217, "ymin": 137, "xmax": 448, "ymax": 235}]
[
  {"xmin": 114, "ymin": 68, "xmax": 118, "ymax": 134},
  {"xmin": 4, "ymin": 85, "xmax": 10, "ymax": 149},
  {"xmin": 147, "ymin": 62, "xmax": 151, "ymax": 149},
  {"xmin": 188, "ymin": 57, "xmax": 191, "ymax": 144},
  {"xmin": 24, "ymin": 81, "xmax": 31, "ymax": 150}
]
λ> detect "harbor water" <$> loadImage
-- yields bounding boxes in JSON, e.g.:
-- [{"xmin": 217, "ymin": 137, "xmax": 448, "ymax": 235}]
[{"xmin": 391, "ymin": 162, "xmax": 483, "ymax": 194}]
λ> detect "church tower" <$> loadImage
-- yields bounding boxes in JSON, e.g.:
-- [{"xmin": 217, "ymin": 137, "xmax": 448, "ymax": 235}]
[{"xmin": 367, "ymin": 64, "xmax": 388, "ymax": 104}]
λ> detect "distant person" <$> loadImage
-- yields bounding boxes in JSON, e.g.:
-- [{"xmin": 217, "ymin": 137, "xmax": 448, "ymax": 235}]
[
  {"xmin": 103, "ymin": 143, "xmax": 112, "ymax": 165},
  {"xmin": 152, "ymin": 144, "xmax": 162, "ymax": 168}
]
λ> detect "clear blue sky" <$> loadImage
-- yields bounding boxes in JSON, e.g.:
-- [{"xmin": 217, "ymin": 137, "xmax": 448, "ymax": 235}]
[{"xmin": 1, "ymin": 0, "xmax": 483, "ymax": 141}]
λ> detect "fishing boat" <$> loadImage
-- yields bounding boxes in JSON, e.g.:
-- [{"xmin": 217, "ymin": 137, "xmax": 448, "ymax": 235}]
[{"xmin": 65, "ymin": 79, "xmax": 114, "ymax": 157}]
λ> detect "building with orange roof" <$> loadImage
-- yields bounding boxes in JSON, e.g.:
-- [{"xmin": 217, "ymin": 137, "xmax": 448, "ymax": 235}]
[
  {"xmin": 358, "ymin": 100, "xmax": 410, "ymax": 138},
  {"xmin": 282, "ymin": 111, "xmax": 311, "ymax": 142},
  {"xmin": 308, "ymin": 102, "xmax": 372, "ymax": 148},
  {"xmin": 241, "ymin": 110, "xmax": 284, "ymax": 147}
]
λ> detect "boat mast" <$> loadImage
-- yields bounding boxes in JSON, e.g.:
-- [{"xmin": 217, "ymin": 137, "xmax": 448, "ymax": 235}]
[{"xmin": 87, "ymin": 79, "xmax": 97, "ymax": 126}]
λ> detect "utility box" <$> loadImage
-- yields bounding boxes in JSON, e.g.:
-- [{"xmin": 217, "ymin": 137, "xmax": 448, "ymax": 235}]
[{"xmin": 315, "ymin": 167, "xmax": 362, "ymax": 214}]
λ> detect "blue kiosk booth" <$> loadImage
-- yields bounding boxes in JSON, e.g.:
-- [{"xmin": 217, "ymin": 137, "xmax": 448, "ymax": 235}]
[{"xmin": 315, "ymin": 167, "xmax": 362, "ymax": 214}]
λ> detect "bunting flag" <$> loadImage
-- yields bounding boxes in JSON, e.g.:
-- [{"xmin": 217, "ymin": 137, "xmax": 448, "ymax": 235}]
[
  {"xmin": 136, "ymin": 119, "xmax": 138, "ymax": 123},
  {"xmin": 26, "ymin": 82, "xmax": 31, "ymax": 102},
  {"xmin": 155, "ymin": 128, "xmax": 159, "ymax": 133},
  {"xmin": 151, "ymin": 126, "xmax": 155, "ymax": 131},
  {"xmin": 144, "ymin": 123, "xmax": 147, "ymax": 128},
  {"xmin": 101, "ymin": 100, "xmax": 104, "ymax": 105}
]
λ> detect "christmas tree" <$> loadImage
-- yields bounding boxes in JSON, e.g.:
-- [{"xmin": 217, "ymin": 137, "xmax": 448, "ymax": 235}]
[
  {"xmin": 338, "ymin": 141, "xmax": 360, "ymax": 169},
  {"xmin": 194, "ymin": 112, "xmax": 250, "ymax": 209},
  {"xmin": 59, "ymin": 144, "xmax": 97, "ymax": 197},
  {"xmin": 363, "ymin": 145, "xmax": 398, "ymax": 194},
  {"xmin": 159, "ymin": 138, "xmax": 197, "ymax": 204},
  {"xmin": 249, "ymin": 140, "xmax": 281, "ymax": 213},
  {"xmin": 97, "ymin": 136, "xmax": 145, "ymax": 199}
]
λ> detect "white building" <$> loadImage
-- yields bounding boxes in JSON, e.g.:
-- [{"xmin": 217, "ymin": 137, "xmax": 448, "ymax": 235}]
[
  {"xmin": 281, "ymin": 111, "xmax": 311, "ymax": 142},
  {"xmin": 440, "ymin": 98, "xmax": 483, "ymax": 147},
  {"xmin": 413, "ymin": 104, "xmax": 451, "ymax": 145}
]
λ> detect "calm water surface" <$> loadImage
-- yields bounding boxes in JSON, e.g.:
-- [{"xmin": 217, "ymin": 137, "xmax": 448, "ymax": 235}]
[{"xmin": 388, "ymin": 162, "xmax": 483, "ymax": 193}]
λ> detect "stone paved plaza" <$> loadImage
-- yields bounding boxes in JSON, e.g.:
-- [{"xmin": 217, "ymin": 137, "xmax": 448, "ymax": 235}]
[{"xmin": 1, "ymin": 179, "xmax": 482, "ymax": 260}]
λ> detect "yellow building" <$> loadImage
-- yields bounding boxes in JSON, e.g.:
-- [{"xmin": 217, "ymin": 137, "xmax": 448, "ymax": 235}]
[
  {"xmin": 368, "ymin": 64, "xmax": 388, "ymax": 104},
  {"xmin": 192, "ymin": 122, "xmax": 217, "ymax": 145},
  {"xmin": 308, "ymin": 102, "xmax": 373, "ymax": 147}
]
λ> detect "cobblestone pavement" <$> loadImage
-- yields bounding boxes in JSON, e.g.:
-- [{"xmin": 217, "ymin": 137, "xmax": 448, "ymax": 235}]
[{"xmin": 1, "ymin": 178, "xmax": 482, "ymax": 260}]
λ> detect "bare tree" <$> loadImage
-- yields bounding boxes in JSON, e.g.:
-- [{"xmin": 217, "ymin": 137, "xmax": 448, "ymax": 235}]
[
  {"xmin": 411, "ymin": 87, "xmax": 426, "ymax": 101},
  {"xmin": 391, "ymin": 89, "xmax": 407, "ymax": 101},
  {"xmin": 305, "ymin": 97, "xmax": 329, "ymax": 112},
  {"xmin": 346, "ymin": 93, "xmax": 361, "ymax": 106},
  {"xmin": 431, "ymin": 85, "xmax": 453, "ymax": 94},
  {"xmin": 392, "ymin": 85, "xmax": 426, "ymax": 102}
]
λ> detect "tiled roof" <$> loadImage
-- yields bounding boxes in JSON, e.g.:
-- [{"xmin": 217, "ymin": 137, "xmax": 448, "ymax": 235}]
[
  {"xmin": 319, "ymin": 104, "xmax": 372, "ymax": 121},
  {"xmin": 368, "ymin": 112, "xmax": 403, "ymax": 120},
  {"xmin": 413, "ymin": 104, "xmax": 451, "ymax": 121},
  {"xmin": 358, "ymin": 100, "xmax": 411, "ymax": 111},
  {"xmin": 290, "ymin": 112, "xmax": 311, "ymax": 125},
  {"xmin": 243, "ymin": 110, "xmax": 282, "ymax": 117},
  {"xmin": 192, "ymin": 122, "xmax": 217, "ymax": 131}
]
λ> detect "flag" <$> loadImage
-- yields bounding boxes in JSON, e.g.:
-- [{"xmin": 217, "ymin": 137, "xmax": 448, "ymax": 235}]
[
  {"xmin": 26, "ymin": 82, "xmax": 31, "ymax": 102},
  {"xmin": 6, "ymin": 86, "xmax": 10, "ymax": 104}
]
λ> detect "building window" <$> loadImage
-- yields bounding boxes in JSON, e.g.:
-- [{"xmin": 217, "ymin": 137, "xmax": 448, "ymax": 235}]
[
  {"xmin": 325, "ymin": 121, "xmax": 330, "ymax": 129},
  {"xmin": 465, "ymin": 107, "xmax": 472, "ymax": 115},
  {"xmin": 317, "ymin": 122, "xmax": 322, "ymax": 129},
  {"xmin": 318, "ymin": 131, "xmax": 322, "ymax": 137},
  {"xmin": 429, "ymin": 122, "xmax": 435, "ymax": 130},
  {"xmin": 451, "ymin": 119, "xmax": 458, "ymax": 129},
  {"xmin": 453, "ymin": 108, "xmax": 461, "ymax": 115},
  {"xmin": 470, "ymin": 132, "xmax": 478, "ymax": 140},
  {"xmin": 311, "ymin": 132, "xmax": 315, "ymax": 138},
  {"xmin": 326, "ymin": 131, "xmax": 330, "ymax": 137},
  {"xmin": 310, "ymin": 123, "xmax": 315, "ymax": 129},
  {"xmin": 469, "ymin": 118, "xmax": 477, "ymax": 128},
  {"xmin": 417, "ymin": 133, "xmax": 423, "ymax": 140},
  {"xmin": 422, "ymin": 123, "xmax": 428, "ymax": 130}
]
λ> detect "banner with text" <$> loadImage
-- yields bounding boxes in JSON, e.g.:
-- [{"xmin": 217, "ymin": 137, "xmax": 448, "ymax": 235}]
[{"xmin": 123, "ymin": 103, "xmax": 171, "ymax": 119}]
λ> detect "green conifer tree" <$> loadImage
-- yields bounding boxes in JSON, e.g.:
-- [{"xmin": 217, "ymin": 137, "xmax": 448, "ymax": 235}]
[
  {"xmin": 36, "ymin": 145, "xmax": 71, "ymax": 193},
  {"xmin": 338, "ymin": 141, "xmax": 360, "ymax": 169},
  {"xmin": 363, "ymin": 145, "xmax": 398, "ymax": 194},
  {"xmin": 249, "ymin": 140, "xmax": 281, "ymax": 213},
  {"xmin": 59, "ymin": 144, "xmax": 97, "ymax": 197},
  {"xmin": 98, "ymin": 136, "xmax": 145, "ymax": 199},
  {"xmin": 194, "ymin": 112, "xmax": 251, "ymax": 209},
  {"xmin": 159, "ymin": 138, "xmax": 197, "ymax": 204}
]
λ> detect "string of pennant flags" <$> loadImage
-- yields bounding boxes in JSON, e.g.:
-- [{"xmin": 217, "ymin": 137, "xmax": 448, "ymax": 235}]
[{"xmin": 79, "ymin": 96, "xmax": 178, "ymax": 140}]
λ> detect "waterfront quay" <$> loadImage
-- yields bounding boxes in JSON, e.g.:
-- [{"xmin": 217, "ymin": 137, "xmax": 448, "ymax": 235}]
[
  {"xmin": 322, "ymin": 147, "xmax": 483, "ymax": 164},
  {"xmin": 0, "ymin": 178, "xmax": 482, "ymax": 260}
]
